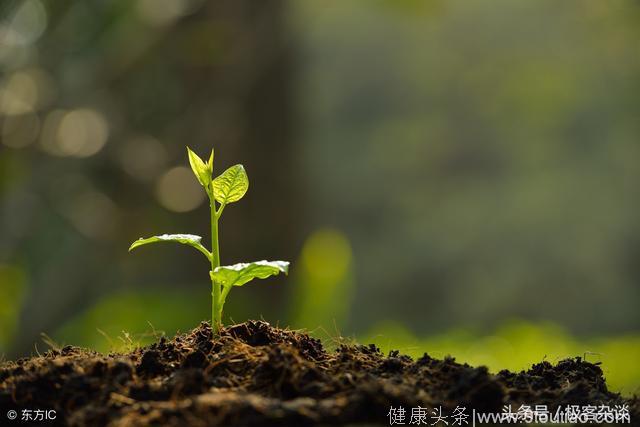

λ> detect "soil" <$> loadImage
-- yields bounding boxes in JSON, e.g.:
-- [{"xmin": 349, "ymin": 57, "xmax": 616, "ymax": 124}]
[{"xmin": 1, "ymin": 320, "xmax": 637, "ymax": 426}]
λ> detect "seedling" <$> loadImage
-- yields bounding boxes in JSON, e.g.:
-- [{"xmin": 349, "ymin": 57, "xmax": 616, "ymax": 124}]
[{"xmin": 129, "ymin": 147, "xmax": 289, "ymax": 334}]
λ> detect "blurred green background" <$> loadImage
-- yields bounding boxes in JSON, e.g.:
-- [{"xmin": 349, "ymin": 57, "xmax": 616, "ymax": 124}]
[{"xmin": 1, "ymin": 0, "xmax": 639, "ymax": 394}]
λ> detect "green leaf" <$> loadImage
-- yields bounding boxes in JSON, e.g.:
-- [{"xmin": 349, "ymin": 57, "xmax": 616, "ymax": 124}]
[
  {"xmin": 207, "ymin": 149, "xmax": 214, "ymax": 171},
  {"xmin": 210, "ymin": 260, "xmax": 289, "ymax": 288},
  {"xmin": 212, "ymin": 164, "xmax": 248, "ymax": 205},
  {"xmin": 129, "ymin": 234, "xmax": 211, "ymax": 260},
  {"xmin": 187, "ymin": 147, "xmax": 212, "ymax": 189}
]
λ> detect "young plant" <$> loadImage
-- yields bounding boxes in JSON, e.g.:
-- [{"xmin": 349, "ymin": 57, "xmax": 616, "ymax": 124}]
[{"xmin": 129, "ymin": 147, "xmax": 289, "ymax": 334}]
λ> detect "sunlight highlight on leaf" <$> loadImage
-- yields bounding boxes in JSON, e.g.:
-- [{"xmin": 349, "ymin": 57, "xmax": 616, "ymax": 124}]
[
  {"xmin": 129, "ymin": 234, "xmax": 211, "ymax": 260},
  {"xmin": 210, "ymin": 260, "xmax": 289, "ymax": 288},
  {"xmin": 212, "ymin": 164, "xmax": 248, "ymax": 205}
]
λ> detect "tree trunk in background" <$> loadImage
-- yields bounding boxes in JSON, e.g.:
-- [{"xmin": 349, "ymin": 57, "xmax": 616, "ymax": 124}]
[{"xmin": 207, "ymin": 0, "xmax": 302, "ymax": 317}]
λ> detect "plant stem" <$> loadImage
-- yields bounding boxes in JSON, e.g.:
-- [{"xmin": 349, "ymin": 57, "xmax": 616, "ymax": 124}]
[{"xmin": 210, "ymin": 196, "xmax": 221, "ymax": 334}]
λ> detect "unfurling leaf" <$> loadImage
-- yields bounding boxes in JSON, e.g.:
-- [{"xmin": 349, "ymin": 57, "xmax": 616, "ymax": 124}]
[
  {"xmin": 187, "ymin": 147, "xmax": 212, "ymax": 190},
  {"xmin": 207, "ymin": 149, "xmax": 214, "ymax": 170},
  {"xmin": 210, "ymin": 260, "xmax": 289, "ymax": 288},
  {"xmin": 212, "ymin": 164, "xmax": 248, "ymax": 205},
  {"xmin": 129, "ymin": 234, "xmax": 211, "ymax": 260}
]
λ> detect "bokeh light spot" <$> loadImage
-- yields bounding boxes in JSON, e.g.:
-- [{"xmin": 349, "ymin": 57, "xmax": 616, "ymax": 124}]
[
  {"xmin": 0, "ymin": 71, "xmax": 39, "ymax": 115},
  {"xmin": 0, "ymin": 0, "xmax": 47, "ymax": 46},
  {"xmin": 301, "ymin": 228, "xmax": 352, "ymax": 283},
  {"xmin": 55, "ymin": 108, "xmax": 109, "ymax": 157},
  {"xmin": 118, "ymin": 136, "xmax": 168, "ymax": 181},
  {"xmin": 155, "ymin": 166, "xmax": 206, "ymax": 212},
  {"xmin": 64, "ymin": 191, "xmax": 119, "ymax": 239}
]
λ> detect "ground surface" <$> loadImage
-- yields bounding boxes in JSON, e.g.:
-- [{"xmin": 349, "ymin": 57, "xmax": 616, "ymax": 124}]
[{"xmin": 1, "ymin": 321, "xmax": 637, "ymax": 426}]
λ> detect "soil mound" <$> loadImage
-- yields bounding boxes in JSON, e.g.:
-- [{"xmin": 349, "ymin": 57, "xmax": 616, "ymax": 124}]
[{"xmin": 1, "ymin": 320, "xmax": 637, "ymax": 426}]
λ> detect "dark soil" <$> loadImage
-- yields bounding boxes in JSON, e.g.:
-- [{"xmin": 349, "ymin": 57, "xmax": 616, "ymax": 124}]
[{"xmin": 1, "ymin": 320, "xmax": 637, "ymax": 426}]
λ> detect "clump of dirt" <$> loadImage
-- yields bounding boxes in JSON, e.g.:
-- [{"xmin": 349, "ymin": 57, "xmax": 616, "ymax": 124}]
[{"xmin": 0, "ymin": 320, "xmax": 637, "ymax": 426}]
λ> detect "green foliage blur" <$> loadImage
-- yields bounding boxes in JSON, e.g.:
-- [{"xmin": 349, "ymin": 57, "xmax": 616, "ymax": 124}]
[{"xmin": 1, "ymin": 0, "xmax": 639, "ymax": 394}]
